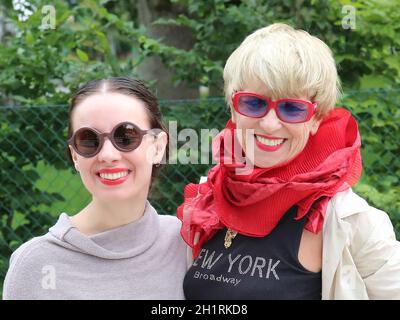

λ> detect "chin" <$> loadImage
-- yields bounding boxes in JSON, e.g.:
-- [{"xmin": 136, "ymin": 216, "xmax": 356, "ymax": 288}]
[
  {"xmin": 250, "ymin": 151, "xmax": 281, "ymax": 168},
  {"xmin": 96, "ymin": 188, "xmax": 140, "ymax": 200},
  {"xmin": 254, "ymin": 160, "xmax": 282, "ymax": 169}
]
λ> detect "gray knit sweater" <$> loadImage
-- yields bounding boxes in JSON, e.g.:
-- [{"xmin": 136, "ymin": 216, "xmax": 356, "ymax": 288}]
[{"xmin": 3, "ymin": 202, "xmax": 187, "ymax": 300}]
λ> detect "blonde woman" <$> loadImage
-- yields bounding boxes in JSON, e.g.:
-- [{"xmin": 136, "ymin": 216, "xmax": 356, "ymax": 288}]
[{"xmin": 178, "ymin": 23, "xmax": 400, "ymax": 299}]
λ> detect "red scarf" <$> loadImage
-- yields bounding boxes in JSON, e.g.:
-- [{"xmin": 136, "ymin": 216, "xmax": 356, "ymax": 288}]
[{"xmin": 177, "ymin": 108, "xmax": 362, "ymax": 258}]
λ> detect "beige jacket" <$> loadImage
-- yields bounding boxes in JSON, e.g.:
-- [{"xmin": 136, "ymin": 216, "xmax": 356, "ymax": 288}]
[
  {"xmin": 186, "ymin": 187, "xmax": 400, "ymax": 299},
  {"xmin": 322, "ymin": 188, "xmax": 400, "ymax": 299}
]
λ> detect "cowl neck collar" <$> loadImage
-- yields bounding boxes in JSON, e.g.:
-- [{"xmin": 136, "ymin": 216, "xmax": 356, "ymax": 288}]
[{"xmin": 47, "ymin": 201, "xmax": 159, "ymax": 259}]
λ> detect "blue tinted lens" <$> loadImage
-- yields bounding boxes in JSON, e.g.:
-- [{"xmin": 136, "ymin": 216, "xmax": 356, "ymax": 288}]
[
  {"xmin": 238, "ymin": 95, "xmax": 267, "ymax": 117},
  {"xmin": 277, "ymin": 101, "xmax": 309, "ymax": 122}
]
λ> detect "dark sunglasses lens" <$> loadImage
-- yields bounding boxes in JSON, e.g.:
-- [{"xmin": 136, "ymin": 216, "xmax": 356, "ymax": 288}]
[
  {"xmin": 278, "ymin": 101, "xmax": 309, "ymax": 122},
  {"xmin": 75, "ymin": 129, "xmax": 99, "ymax": 156},
  {"xmin": 113, "ymin": 123, "xmax": 142, "ymax": 151},
  {"xmin": 237, "ymin": 95, "xmax": 267, "ymax": 117}
]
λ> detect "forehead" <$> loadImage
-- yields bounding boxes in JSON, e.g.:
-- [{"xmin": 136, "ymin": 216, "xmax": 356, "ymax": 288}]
[
  {"xmin": 241, "ymin": 78, "xmax": 309, "ymax": 101},
  {"xmin": 242, "ymin": 78, "xmax": 270, "ymax": 95},
  {"xmin": 71, "ymin": 92, "xmax": 150, "ymax": 131}
]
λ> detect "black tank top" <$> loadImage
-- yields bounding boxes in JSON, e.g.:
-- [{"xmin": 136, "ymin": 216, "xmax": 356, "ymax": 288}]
[{"xmin": 183, "ymin": 206, "xmax": 322, "ymax": 300}]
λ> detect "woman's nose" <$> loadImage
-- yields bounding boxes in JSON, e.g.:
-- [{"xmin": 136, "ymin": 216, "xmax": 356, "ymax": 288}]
[
  {"xmin": 97, "ymin": 138, "xmax": 122, "ymax": 163},
  {"xmin": 259, "ymin": 109, "xmax": 283, "ymax": 132}
]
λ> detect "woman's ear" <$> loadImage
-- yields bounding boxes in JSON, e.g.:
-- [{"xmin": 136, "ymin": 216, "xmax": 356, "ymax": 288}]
[
  {"xmin": 69, "ymin": 145, "xmax": 78, "ymax": 162},
  {"xmin": 152, "ymin": 131, "xmax": 168, "ymax": 164},
  {"xmin": 69, "ymin": 146, "xmax": 79, "ymax": 171},
  {"xmin": 230, "ymin": 104, "xmax": 237, "ymax": 124},
  {"xmin": 231, "ymin": 112, "xmax": 237, "ymax": 124},
  {"xmin": 310, "ymin": 117, "xmax": 321, "ymax": 136}
]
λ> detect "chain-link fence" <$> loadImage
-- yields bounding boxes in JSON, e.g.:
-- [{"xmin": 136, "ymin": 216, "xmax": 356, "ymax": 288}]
[{"xmin": 1, "ymin": 91, "xmax": 399, "ymax": 296}]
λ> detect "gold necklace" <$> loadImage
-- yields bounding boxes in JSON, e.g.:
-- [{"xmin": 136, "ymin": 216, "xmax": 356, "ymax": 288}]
[{"xmin": 224, "ymin": 228, "xmax": 238, "ymax": 249}]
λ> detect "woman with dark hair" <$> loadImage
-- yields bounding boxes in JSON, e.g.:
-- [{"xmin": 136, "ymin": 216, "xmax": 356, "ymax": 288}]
[{"xmin": 3, "ymin": 77, "xmax": 187, "ymax": 300}]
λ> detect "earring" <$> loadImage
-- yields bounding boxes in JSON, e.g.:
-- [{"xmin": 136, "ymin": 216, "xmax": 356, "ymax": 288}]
[{"xmin": 154, "ymin": 163, "xmax": 161, "ymax": 168}]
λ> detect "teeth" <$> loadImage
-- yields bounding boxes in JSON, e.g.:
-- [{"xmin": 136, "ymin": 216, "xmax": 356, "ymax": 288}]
[
  {"xmin": 255, "ymin": 136, "xmax": 285, "ymax": 146},
  {"xmin": 99, "ymin": 171, "xmax": 129, "ymax": 180}
]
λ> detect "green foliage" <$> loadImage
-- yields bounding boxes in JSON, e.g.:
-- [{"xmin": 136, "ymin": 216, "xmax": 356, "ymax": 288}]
[
  {"xmin": 345, "ymin": 89, "xmax": 400, "ymax": 237},
  {"xmin": 0, "ymin": 0, "xmax": 144, "ymax": 106},
  {"xmin": 148, "ymin": 0, "xmax": 277, "ymax": 87},
  {"xmin": 146, "ymin": 0, "xmax": 400, "ymax": 89}
]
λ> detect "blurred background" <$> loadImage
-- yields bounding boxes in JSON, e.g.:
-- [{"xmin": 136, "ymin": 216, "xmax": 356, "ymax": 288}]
[{"xmin": 0, "ymin": 0, "xmax": 399, "ymax": 297}]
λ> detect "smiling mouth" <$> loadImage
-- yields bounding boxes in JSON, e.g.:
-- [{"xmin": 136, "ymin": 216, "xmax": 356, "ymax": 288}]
[
  {"xmin": 254, "ymin": 135, "xmax": 287, "ymax": 151},
  {"xmin": 255, "ymin": 135, "xmax": 286, "ymax": 146},
  {"xmin": 96, "ymin": 170, "xmax": 132, "ymax": 186},
  {"xmin": 97, "ymin": 170, "xmax": 131, "ymax": 180}
]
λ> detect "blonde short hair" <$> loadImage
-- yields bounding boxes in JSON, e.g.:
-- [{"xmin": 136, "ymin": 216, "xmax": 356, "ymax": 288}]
[{"xmin": 223, "ymin": 23, "xmax": 341, "ymax": 118}]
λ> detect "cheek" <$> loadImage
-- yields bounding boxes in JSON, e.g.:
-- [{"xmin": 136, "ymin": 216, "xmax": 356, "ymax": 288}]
[
  {"xmin": 235, "ymin": 116, "xmax": 253, "ymax": 130},
  {"xmin": 76, "ymin": 158, "xmax": 92, "ymax": 173},
  {"xmin": 76, "ymin": 159, "xmax": 97, "ymax": 191},
  {"xmin": 235, "ymin": 117, "xmax": 257, "ymax": 147},
  {"xmin": 133, "ymin": 141, "xmax": 156, "ymax": 167},
  {"xmin": 287, "ymin": 125, "xmax": 312, "ymax": 151}
]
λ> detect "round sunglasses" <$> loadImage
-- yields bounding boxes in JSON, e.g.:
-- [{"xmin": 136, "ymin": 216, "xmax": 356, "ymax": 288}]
[
  {"xmin": 68, "ymin": 122, "xmax": 157, "ymax": 158},
  {"xmin": 232, "ymin": 92, "xmax": 318, "ymax": 123}
]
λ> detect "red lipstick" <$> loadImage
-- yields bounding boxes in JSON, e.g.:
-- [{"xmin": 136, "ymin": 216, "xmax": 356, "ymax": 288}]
[
  {"xmin": 96, "ymin": 168, "xmax": 131, "ymax": 186},
  {"xmin": 254, "ymin": 134, "xmax": 286, "ymax": 152}
]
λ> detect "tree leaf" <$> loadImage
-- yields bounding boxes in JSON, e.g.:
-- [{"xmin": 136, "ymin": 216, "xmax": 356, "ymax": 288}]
[{"xmin": 76, "ymin": 48, "xmax": 89, "ymax": 62}]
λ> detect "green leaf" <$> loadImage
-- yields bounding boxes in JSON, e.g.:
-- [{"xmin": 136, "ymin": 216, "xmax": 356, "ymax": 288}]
[
  {"xmin": 76, "ymin": 48, "xmax": 89, "ymax": 62},
  {"xmin": 25, "ymin": 31, "xmax": 34, "ymax": 45},
  {"xmin": 359, "ymin": 75, "xmax": 392, "ymax": 89},
  {"xmin": 385, "ymin": 56, "xmax": 400, "ymax": 74},
  {"xmin": 11, "ymin": 212, "xmax": 30, "ymax": 230}
]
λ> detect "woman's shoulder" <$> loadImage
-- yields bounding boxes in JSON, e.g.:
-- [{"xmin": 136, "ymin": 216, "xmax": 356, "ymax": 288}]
[
  {"xmin": 330, "ymin": 188, "xmax": 394, "ymax": 229},
  {"xmin": 328, "ymin": 188, "xmax": 398, "ymax": 256},
  {"xmin": 157, "ymin": 213, "xmax": 182, "ymax": 233},
  {"xmin": 156, "ymin": 213, "xmax": 186, "ymax": 245},
  {"xmin": 6, "ymin": 213, "xmax": 71, "ymax": 268},
  {"xmin": 3, "ymin": 235, "xmax": 53, "ymax": 299},
  {"xmin": 8, "ymin": 236, "xmax": 51, "ymax": 268}
]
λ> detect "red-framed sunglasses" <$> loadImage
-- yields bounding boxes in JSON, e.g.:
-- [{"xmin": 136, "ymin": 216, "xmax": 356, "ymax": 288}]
[
  {"xmin": 232, "ymin": 91, "xmax": 318, "ymax": 123},
  {"xmin": 68, "ymin": 122, "xmax": 157, "ymax": 158}
]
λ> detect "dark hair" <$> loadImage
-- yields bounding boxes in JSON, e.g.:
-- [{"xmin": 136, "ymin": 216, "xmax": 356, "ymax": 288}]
[{"xmin": 66, "ymin": 77, "xmax": 168, "ymax": 183}]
